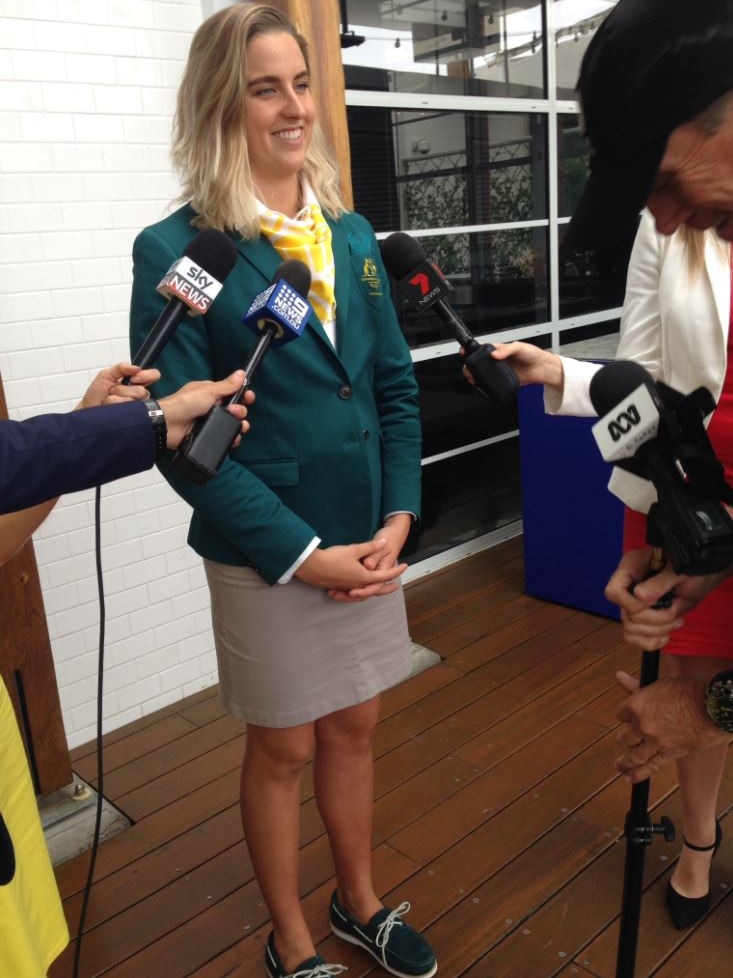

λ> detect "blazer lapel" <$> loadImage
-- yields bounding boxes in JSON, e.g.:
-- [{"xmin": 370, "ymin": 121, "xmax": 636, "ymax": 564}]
[
  {"xmin": 329, "ymin": 217, "xmax": 353, "ymax": 359},
  {"xmin": 231, "ymin": 233, "xmax": 282, "ymax": 287},
  {"xmin": 704, "ymin": 234, "xmax": 731, "ymax": 340}
]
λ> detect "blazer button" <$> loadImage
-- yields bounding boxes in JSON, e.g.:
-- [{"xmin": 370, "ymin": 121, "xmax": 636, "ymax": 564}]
[
  {"xmin": 363, "ymin": 429, "xmax": 370, "ymax": 440},
  {"xmin": 338, "ymin": 385, "xmax": 353, "ymax": 400}
]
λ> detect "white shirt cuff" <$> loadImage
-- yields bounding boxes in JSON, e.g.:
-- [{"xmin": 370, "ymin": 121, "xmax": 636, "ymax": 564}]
[{"xmin": 277, "ymin": 536, "xmax": 321, "ymax": 584}]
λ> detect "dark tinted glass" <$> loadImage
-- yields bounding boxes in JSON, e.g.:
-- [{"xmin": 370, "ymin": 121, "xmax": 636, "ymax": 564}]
[
  {"xmin": 405, "ymin": 440, "xmax": 522, "ymax": 564},
  {"xmin": 342, "ymin": 0, "xmax": 545, "ymax": 99},
  {"xmin": 557, "ymin": 113, "xmax": 588, "ymax": 220},
  {"xmin": 414, "ymin": 354, "xmax": 519, "ymax": 458},
  {"xmin": 559, "ymin": 221, "xmax": 637, "ymax": 318},
  {"xmin": 349, "ymin": 107, "xmax": 548, "ymax": 235},
  {"xmin": 554, "ymin": 1, "xmax": 618, "ymax": 99}
]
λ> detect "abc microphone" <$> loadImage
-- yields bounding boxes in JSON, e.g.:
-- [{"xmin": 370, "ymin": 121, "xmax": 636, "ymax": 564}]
[
  {"xmin": 589, "ymin": 360, "xmax": 733, "ymax": 574},
  {"xmin": 589, "ymin": 361, "xmax": 676, "ymax": 477},
  {"xmin": 172, "ymin": 259, "xmax": 313, "ymax": 485},
  {"xmin": 379, "ymin": 231, "xmax": 519, "ymax": 406},
  {"xmin": 127, "ymin": 228, "xmax": 238, "ymax": 377}
]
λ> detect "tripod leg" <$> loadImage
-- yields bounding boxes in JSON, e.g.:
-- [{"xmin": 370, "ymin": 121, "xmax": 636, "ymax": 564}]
[
  {"xmin": 615, "ymin": 648, "xmax": 676, "ymax": 978},
  {"xmin": 616, "ymin": 763, "xmax": 653, "ymax": 978}
]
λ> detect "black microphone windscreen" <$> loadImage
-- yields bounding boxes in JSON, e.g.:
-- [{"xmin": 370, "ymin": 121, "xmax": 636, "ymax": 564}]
[
  {"xmin": 589, "ymin": 360, "xmax": 654, "ymax": 416},
  {"xmin": 275, "ymin": 258, "xmax": 311, "ymax": 296},
  {"xmin": 380, "ymin": 232, "xmax": 428, "ymax": 279},
  {"xmin": 184, "ymin": 228, "xmax": 238, "ymax": 281}
]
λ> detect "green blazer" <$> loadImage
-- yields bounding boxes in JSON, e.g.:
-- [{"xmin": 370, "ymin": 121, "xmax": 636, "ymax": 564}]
[{"xmin": 129, "ymin": 204, "xmax": 421, "ymax": 585}]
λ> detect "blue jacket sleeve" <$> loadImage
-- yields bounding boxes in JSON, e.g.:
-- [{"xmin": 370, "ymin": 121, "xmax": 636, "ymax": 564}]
[{"xmin": 0, "ymin": 402, "xmax": 155, "ymax": 514}]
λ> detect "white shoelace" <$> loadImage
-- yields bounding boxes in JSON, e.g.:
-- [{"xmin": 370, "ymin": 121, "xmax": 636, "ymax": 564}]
[
  {"xmin": 292, "ymin": 964, "xmax": 347, "ymax": 978},
  {"xmin": 375, "ymin": 900, "xmax": 412, "ymax": 963}
]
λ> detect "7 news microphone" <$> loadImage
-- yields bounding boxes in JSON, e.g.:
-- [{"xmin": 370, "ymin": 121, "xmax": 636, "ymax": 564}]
[
  {"xmin": 379, "ymin": 231, "xmax": 519, "ymax": 406},
  {"xmin": 589, "ymin": 359, "xmax": 733, "ymax": 574},
  {"xmin": 172, "ymin": 259, "xmax": 313, "ymax": 485},
  {"xmin": 126, "ymin": 228, "xmax": 238, "ymax": 380}
]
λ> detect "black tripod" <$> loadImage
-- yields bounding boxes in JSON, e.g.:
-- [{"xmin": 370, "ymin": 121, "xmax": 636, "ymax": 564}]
[
  {"xmin": 613, "ymin": 523, "xmax": 733, "ymax": 974},
  {"xmin": 615, "ymin": 549, "xmax": 676, "ymax": 978},
  {"xmin": 588, "ymin": 372, "xmax": 733, "ymax": 976}
]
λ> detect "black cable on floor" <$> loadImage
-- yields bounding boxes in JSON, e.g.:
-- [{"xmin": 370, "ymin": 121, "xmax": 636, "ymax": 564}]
[{"xmin": 71, "ymin": 484, "xmax": 106, "ymax": 978}]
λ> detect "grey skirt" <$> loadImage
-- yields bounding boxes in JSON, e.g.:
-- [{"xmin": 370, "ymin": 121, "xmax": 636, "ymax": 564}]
[{"xmin": 203, "ymin": 559, "xmax": 412, "ymax": 727}]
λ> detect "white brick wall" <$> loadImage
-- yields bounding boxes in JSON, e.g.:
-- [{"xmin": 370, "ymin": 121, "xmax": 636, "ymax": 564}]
[{"xmin": 0, "ymin": 0, "xmax": 227, "ymax": 749}]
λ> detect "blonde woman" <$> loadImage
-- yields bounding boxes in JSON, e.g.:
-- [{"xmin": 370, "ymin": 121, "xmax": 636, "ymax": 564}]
[{"xmin": 129, "ymin": 6, "xmax": 435, "ymax": 977}]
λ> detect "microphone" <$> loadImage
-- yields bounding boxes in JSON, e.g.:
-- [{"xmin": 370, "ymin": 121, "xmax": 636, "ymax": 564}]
[
  {"xmin": 128, "ymin": 228, "xmax": 238, "ymax": 375},
  {"xmin": 171, "ymin": 259, "xmax": 313, "ymax": 486},
  {"xmin": 379, "ymin": 231, "xmax": 519, "ymax": 406},
  {"xmin": 590, "ymin": 361, "xmax": 671, "ymax": 469},
  {"xmin": 236, "ymin": 258, "xmax": 312, "ymax": 393},
  {"xmin": 589, "ymin": 360, "xmax": 733, "ymax": 574}
]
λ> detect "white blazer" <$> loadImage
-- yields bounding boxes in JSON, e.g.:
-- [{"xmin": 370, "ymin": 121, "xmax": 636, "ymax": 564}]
[{"xmin": 545, "ymin": 209, "xmax": 731, "ymax": 512}]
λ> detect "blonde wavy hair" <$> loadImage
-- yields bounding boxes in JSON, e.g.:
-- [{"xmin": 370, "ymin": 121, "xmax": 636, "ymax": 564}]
[
  {"xmin": 172, "ymin": 3, "xmax": 346, "ymax": 237},
  {"xmin": 679, "ymin": 225, "xmax": 730, "ymax": 278}
]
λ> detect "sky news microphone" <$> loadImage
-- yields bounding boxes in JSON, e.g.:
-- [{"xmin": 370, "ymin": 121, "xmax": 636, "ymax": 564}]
[
  {"xmin": 589, "ymin": 360, "xmax": 733, "ymax": 574},
  {"xmin": 127, "ymin": 228, "xmax": 238, "ymax": 377},
  {"xmin": 172, "ymin": 259, "xmax": 313, "ymax": 486},
  {"xmin": 379, "ymin": 231, "xmax": 519, "ymax": 406}
]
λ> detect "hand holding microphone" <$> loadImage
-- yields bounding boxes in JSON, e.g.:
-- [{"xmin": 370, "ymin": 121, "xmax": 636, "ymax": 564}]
[
  {"xmin": 78, "ymin": 363, "xmax": 160, "ymax": 409},
  {"xmin": 157, "ymin": 370, "xmax": 250, "ymax": 451},
  {"xmin": 172, "ymin": 259, "xmax": 313, "ymax": 485},
  {"xmin": 380, "ymin": 231, "xmax": 519, "ymax": 406}
]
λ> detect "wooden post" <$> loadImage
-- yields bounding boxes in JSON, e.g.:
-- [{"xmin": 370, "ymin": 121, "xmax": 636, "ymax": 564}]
[
  {"xmin": 271, "ymin": 0, "xmax": 354, "ymax": 208},
  {"xmin": 0, "ymin": 376, "xmax": 72, "ymax": 796}
]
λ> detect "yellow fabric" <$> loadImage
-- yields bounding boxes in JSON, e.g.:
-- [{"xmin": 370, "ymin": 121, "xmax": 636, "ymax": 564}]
[
  {"xmin": 0, "ymin": 678, "xmax": 69, "ymax": 977},
  {"xmin": 257, "ymin": 190, "xmax": 337, "ymax": 332}
]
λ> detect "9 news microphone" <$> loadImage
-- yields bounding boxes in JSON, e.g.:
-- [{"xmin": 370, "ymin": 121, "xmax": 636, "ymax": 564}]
[
  {"xmin": 379, "ymin": 231, "xmax": 519, "ymax": 406},
  {"xmin": 127, "ymin": 228, "xmax": 238, "ymax": 376},
  {"xmin": 589, "ymin": 360, "xmax": 733, "ymax": 574},
  {"xmin": 172, "ymin": 259, "xmax": 313, "ymax": 485}
]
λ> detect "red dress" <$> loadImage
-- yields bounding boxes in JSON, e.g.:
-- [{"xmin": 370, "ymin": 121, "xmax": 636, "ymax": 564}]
[{"xmin": 623, "ymin": 258, "xmax": 733, "ymax": 657}]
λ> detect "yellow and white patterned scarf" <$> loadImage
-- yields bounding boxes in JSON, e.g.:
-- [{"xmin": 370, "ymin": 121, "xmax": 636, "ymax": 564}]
[{"xmin": 257, "ymin": 183, "xmax": 337, "ymax": 343}]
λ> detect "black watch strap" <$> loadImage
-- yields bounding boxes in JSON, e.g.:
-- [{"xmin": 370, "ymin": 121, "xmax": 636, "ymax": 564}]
[
  {"xmin": 704, "ymin": 668, "xmax": 733, "ymax": 733},
  {"xmin": 144, "ymin": 399, "xmax": 167, "ymax": 459}
]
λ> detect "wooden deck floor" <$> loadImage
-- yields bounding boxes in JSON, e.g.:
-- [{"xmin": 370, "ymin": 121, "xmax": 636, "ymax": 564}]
[{"xmin": 49, "ymin": 537, "xmax": 733, "ymax": 978}]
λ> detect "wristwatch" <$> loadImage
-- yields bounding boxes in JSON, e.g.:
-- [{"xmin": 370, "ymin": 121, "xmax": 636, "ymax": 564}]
[
  {"xmin": 704, "ymin": 669, "xmax": 733, "ymax": 733},
  {"xmin": 144, "ymin": 399, "xmax": 168, "ymax": 459}
]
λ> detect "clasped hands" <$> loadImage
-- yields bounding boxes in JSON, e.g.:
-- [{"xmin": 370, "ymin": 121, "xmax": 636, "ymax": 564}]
[{"xmin": 296, "ymin": 515, "xmax": 412, "ymax": 602}]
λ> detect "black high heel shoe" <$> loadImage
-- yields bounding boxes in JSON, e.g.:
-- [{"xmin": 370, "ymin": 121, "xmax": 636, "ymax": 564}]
[{"xmin": 665, "ymin": 819, "xmax": 722, "ymax": 930}]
